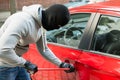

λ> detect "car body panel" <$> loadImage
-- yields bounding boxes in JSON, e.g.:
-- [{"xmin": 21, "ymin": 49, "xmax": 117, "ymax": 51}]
[
  {"xmin": 23, "ymin": 0, "xmax": 120, "ymax": 80},
  {"xmin": 23, "ymin": 43, "xmax": 120, "ymax": 80},
  {"xmin": 23, "ymin": 44, "xmax": 77, "ymax": 80},
  {"xmin": 47, "ymin": 44, "xmax": 120, "ymax": 80},
  {"xmin": 70, "ymin": 0, "xmax": 120, "ymax": 14}
]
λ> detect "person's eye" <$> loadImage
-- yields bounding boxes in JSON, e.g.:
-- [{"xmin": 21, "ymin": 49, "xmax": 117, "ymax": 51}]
[{"xmin": 58, "ymin": 25, "xmax": 61, "ymax": 28}]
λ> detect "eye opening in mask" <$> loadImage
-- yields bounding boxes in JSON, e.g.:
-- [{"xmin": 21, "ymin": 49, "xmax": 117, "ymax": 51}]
[
  {"xmin": 58, "ymin": 25, "xmax": 61, "ymax": 27},
  {"xmin": 57, "ymin": 25, "xmax": 62, "ymax": 29}
]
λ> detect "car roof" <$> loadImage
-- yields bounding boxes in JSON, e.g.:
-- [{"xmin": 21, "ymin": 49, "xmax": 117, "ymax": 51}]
[{"xmin": 69, "ymin": 0, "xmax": 120, "ymax": 13}]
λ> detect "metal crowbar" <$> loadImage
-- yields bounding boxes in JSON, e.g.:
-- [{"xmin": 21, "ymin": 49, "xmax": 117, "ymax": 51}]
[
  {"xmin": 30, "ymin": 68, "xmax": 69, "ymax": 74},
  {"xmin": 38, "ymin": 68, "xmax": 69, "ymax": 71}
]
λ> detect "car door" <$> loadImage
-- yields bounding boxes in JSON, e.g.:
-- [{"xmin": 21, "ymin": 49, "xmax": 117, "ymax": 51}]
[{"xmin": 77, "ymin": 10, "xmax": 120, "ymax": 80}]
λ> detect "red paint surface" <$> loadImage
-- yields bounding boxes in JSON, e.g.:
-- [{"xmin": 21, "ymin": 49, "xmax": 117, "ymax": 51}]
[
  {"xmin": 23, "ymin": 44, "xmax": 76, "ymax": 80},
  {"xmin": 23, "ymin": 44, "xmax": 120, "ymax": 80}
]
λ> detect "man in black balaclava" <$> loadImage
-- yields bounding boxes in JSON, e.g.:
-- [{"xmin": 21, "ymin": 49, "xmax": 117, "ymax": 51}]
[
  {"xmin": 42, "ymin": 4, "xmax": 70, "ymax": 30},
  {"xmin": 0, "ymin": 4, "xmax": 74, "ymax": 80}
]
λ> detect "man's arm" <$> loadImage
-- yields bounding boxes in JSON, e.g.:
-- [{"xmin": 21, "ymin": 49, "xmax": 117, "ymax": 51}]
[
  {"xmin": 36, "ymin": 34, "xmax": 62, "ymax": 66},
  {"xmin": 36, "ymin": 33, "xmax": 75, "ymax": 73}
]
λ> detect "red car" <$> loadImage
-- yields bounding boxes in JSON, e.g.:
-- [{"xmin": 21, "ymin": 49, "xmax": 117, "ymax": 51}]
[{"xmin": 23, "ymin": 0, "xmax": 120, "ymax": 80}]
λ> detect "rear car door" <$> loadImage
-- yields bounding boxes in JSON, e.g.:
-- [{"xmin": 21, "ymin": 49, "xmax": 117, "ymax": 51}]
[{"xmin": 77, "ymin": 10, "xmax": 120, "ymax": 80}]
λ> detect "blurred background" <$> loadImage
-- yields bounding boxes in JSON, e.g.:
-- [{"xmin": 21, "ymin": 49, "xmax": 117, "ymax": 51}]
[
  {"xmin": 0, "ymin": 0, "xmax": 107, "ymax": 27},
  {"xmin": 0, "ymin": 0, "xmax": 69, "ymax": 11},
  {"xmin": 0, "ymin": 0, "xmax": 70, "ymax": 26}
]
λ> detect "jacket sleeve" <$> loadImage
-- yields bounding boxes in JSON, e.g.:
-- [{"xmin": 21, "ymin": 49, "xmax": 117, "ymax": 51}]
[
  {"xmin": 0, "ymin": 19, "xmax": 27, "ymax": 67},
  {"xmin": 36, "ymin": 31, "xmax": 62, "ymax": 66}
]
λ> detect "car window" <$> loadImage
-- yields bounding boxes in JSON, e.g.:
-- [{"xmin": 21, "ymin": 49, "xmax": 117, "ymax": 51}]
[
  {"xmin": 92, "ymin": 15, "xmax": 120, "ymax": 55},
  {"xmin": 47, "ymin": 13, "xmax": 91, "ymax": 48}
]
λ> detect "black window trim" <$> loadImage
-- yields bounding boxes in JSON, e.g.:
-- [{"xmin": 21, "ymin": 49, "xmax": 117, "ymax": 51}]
[{"xmin": 79, "ymin": 13, "xmax": 99, "ymax": 50}]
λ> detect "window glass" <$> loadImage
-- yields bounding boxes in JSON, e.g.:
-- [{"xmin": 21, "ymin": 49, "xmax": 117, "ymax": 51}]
[
  {"xmin": 92, "ymin": 15, "xmax": 120, "ymax": 55},
  {"xmin": 47, "ymin": 13, "xmax": 91, "ymax": 48}
]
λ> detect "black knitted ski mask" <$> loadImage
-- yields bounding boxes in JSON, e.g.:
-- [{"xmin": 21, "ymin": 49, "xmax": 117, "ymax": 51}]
[{"xmin": 42, "ymin": 4, "xmax": 70, "ymax": 31}]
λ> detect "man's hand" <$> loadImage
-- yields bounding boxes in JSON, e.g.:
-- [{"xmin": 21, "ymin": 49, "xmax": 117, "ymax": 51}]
[
  {"xmin": 59, "ymin": 62, "xmax": 75, "ymax": 73},
  {"xmin": 24, "ymin": 61, "xmax": 38, "ymax": 74}
]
